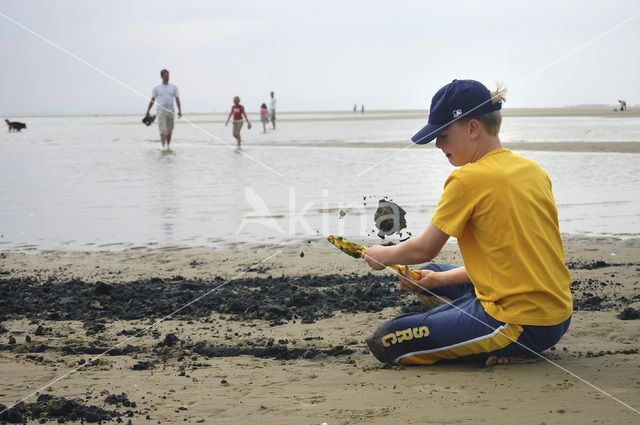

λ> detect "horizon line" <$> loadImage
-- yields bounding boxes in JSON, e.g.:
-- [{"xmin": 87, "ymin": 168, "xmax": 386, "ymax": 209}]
[{"xmin": 3, "ymin": 104, "xmax": 635, "ymax": 118}]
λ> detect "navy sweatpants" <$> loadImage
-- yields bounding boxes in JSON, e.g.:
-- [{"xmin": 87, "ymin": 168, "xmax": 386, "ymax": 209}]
[{"xmin": 366, "ymin": 263, "xmax": 571, "ymax": 365}]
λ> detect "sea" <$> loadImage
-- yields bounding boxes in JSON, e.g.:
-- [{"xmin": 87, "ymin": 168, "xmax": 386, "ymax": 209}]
[{"xmin": 1, "ymin": 110, "xmax": 639, "ymax": 251}]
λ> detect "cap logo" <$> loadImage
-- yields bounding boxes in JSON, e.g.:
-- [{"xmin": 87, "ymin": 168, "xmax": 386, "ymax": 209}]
[{"xmin": 453, "ymin": 109, "xmax": 463, "ymax": 118}]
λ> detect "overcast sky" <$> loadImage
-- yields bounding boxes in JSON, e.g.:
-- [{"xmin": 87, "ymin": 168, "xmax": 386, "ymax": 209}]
[{"xmin": 1, "ymin": 0, "xmax": 639, "ymax": 115}]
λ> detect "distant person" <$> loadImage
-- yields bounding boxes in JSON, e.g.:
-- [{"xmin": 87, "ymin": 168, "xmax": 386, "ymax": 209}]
[
  {"xmin": 354, "ymin": 103, "xmax": 357, "ymax": 112},
  {"xmin": 225, "ymin": 96, "xmax": 251, "ymax": 149},
  {"xmin": 361, "ymin": 104, "xmax": 365, "ymax": 113},
  {"xmin": 145, "ymin": 69, "xmax": 182, "ymax": 151},
  {"xmin": 260, "ymin": 103, "xmax": 270, "ymax": 133},
  {"xmin": 269, "ymin": 91, "xmax": 277, "ymax": 129},
  {"xmin": 618, "ymin": 100, "xmax": 627, "ymax": 111}
]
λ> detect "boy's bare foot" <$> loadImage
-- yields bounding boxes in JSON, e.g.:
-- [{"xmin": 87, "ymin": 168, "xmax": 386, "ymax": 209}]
[{"xmin": 485, "ymin": 355, "xmax": 527, "ymax": 367}]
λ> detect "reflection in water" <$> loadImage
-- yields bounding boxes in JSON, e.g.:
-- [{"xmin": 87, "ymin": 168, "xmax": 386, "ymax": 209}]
[
  {"xmin": 153, "ymin": 149, "xmax": 179, "ymax": 243},
  {"xmin": 161, "ymin": 206, "xmax": 177, "ymax": 239}
]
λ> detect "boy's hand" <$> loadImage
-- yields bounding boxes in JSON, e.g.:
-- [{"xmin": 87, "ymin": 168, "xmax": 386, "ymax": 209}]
[
  {"xmin": 398, "ymin": 266, "xmax": 441, "ymax": 293},
  {"xmin": 361, "ymin": 245, "xmax": 387, "ymax": 270}
]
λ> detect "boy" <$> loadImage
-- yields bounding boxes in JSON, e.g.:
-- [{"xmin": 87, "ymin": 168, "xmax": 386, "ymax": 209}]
[{"xmin": 362, "ymin": 79, "xmax": 572, "ymax": 367}]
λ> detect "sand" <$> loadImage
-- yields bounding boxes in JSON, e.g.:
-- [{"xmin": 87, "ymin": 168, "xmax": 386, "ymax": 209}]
[
  {"xmin": 1, "ymin": 236, "xmax": 639, "ymax": 424},
  {"xmin": 115, "ymin": 106, "xmax": 640, "ymax": 123}
]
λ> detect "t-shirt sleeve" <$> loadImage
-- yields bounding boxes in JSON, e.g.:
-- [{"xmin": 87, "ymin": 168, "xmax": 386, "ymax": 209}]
[
  {"xmin": 430, "ymin": 171, "xmax": 474, "ymax": 238},
  {"xmin": 174, "ymin": 85, "xmax": 179, "ymax": 98},
  {"xmin": 152, "ymin": 86, "xmax": 158, "ymax": 98}
]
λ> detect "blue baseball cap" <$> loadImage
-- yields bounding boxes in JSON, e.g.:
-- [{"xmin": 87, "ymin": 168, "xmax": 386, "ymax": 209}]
[{"xmin": 411, "ymin": 79, "xmax": 502, "ymax": 145}]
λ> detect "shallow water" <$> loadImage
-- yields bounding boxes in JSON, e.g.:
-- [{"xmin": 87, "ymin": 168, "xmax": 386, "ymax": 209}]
[{"xmin": 1, "ymin": 111, "xmax": 639, "ymax": 250}]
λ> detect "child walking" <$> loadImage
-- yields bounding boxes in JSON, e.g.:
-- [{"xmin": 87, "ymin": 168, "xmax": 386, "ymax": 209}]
[
  {"xmin": 260, "ymin": 103, "xmax": 270, "ymax": 133},
  {"xmin": 362, "ymin": 79, "xmax": 572, "ymax": 367},
  {"xmin": 225, "ymin": 96, "xmax": 251, "ymax": 149}
]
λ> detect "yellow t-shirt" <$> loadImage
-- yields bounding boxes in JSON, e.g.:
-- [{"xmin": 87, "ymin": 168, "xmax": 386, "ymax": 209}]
[{"xmin": 431, "ymin": 148, "xmax": 572, "ymax": 326}]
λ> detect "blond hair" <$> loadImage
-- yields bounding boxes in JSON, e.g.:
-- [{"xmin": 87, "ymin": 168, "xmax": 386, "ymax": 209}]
[
  {"xmin": 491, "ymin": 81, "xmax": 507, "ymax": 104},
  {"xmin": 458, "ymin": 82, "xmax": 507, "ymax": 136}
]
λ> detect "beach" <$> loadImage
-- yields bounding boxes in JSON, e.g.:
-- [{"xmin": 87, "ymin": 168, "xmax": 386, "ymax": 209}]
[
  {"xmin": 1, "ymin": 108, "xmax": 640, "ymax": 423},
  {"xmin": 5, "ymin": 0, "xmax": 640, "ymax": 421},
  {"xmin": 1, "ymin": 235, "xmax": 639, "ymax": 424}
]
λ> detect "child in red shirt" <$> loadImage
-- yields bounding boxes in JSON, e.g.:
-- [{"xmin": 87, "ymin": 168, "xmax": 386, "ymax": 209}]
[{"xmin": 225, "ymin": 96, "xmax": 251, "ymax": 149}]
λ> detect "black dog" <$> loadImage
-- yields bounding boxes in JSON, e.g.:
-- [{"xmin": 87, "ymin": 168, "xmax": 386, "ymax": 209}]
[{"xmin": 5, "ymin": 119, "xmax": 27, "ymax": 132}]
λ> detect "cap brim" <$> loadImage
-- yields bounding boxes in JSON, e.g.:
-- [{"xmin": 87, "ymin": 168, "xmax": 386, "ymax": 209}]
[{"xmin": 411, "ymin": 123, "xmax": 447, "ymax": 145}]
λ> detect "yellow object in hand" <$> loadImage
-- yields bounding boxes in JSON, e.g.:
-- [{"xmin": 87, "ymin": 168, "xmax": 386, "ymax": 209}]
[{"xmin": 327, "ymin": 235, "xmax": 421, "ymax": 281}]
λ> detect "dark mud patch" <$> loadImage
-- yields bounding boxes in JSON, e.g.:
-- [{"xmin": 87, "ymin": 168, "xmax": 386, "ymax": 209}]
[
  {"xmin": 572, "ymin": 294, "xmax": 611, "ymax": 311},
  {"xmin": 1, "ymin": 272, "xmax": 625, "ymax": 329},
  {"xmin": 104, "ymin": 392, "xmax": 136, "ymax": 408},
  {"xmin": 132, "ymin": 360, "xmax": 158, "ymax": 370},
  {"xmin": 61, "ymin": 344, "xmax": 142, "ymax": 356},
  {"xmin": 0, "ymin": 394, "xmax": 126, "ymax": 423},
  {"xmin": 584, "ymin": 347, "xmax": 640, "ymax": 357},
  {"xmin": 566, "ymin": 260, "xmax": 611, "ymax": 270},
  {"xmin": 566, "ymin": 260, "xmax": 640, "ymax": 270},
  {"xmin": 1, "ymin": 340, "xmax": 357, "ymax": 363},
  {"xmin": 1, "ymin": 339, "xmax": 358, "ymax": 362},
  {"xmin": 0, "ymin": 342, "xmax": 143, "ymax": 361},
  {"xmin": 618, "ymin": 307, "xmax": 640, "ymax": 320},
  {"xmin": 570, "ymin": 277, "xmax": 623, "ymax": 311},
  {"xmin": 191, "ymin": 342, "xmax": 355, "ymax": 360},
  {"xmin": 0, "ymin": 274, "xmax": 406, "ymax": 325}
]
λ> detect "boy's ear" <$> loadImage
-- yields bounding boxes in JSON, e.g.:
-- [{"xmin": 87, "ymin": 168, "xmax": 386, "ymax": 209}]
[{"xmin": 468, "ymin": 119, "xmax": 481, "ymax": 139}]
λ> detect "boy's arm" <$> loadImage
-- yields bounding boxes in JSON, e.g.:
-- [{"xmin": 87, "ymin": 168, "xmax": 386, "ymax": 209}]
[
  {"xmin": 437, "ymin": 266, "xmax": 470, "ymax": 285},
  {"xmin": 362, "ymin": 222, "xmax": 449, "ymax": 269},
  {"xmin": 176, "ymin": 97, "xmax": 182, "ymax": 117}
]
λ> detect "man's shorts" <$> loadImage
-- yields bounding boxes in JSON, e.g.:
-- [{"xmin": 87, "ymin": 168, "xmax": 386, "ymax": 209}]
[
  {"xmin": 157, "ymin": 109, "xmax": 175, "ymax": 135},
  {"xmin": 270, "ymin": 109, "xmax": 276, "ymax": 121},
  {"xmin": 366, "ymin": 263, "xmax": 571, "ymax": 365}
]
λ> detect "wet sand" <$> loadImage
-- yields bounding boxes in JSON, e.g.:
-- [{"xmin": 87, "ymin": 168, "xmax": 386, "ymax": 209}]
[
  {"xmin": 1, "ymin": 236, "xmax": 639, "ymax": 424},
  {"xmin": 114, "ymin": 106, "xmax": 640, "ymax": 123}
]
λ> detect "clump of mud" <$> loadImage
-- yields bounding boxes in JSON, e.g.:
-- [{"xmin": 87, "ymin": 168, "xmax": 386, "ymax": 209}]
[
  {"xmin": 0, "ymin": 394, "xmax": 123, "ymax": 423},
  {"xmin": 374, "ymin": 200, "xmax": 407, "ymax": 239},
  {"xmin": 618, "ymin": 307, "xmax": 640, "ymax": 320}
]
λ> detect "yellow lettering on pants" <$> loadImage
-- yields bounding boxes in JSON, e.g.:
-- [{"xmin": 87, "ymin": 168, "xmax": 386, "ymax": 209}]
[
  {"xmin": 396, "ymin": 328, "xmax": 414, "ymax": 343},
  {"xmin": 412, "ymin": 326, "xmax": 429, "ymax": 338},
  {"xmin": 381, "ymin": 326, "xmax": 430, "ymax": 347},
  {"xmin": 381, "ymin": 333, "xmax": 397, "ymax": 347}
]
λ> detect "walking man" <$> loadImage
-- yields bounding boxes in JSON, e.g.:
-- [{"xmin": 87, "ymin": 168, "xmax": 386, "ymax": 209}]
[
  {"xmin": 146, "ymin": 69, "xmax": 182, "ymax": 150},
  {"xmin": 269, "ymin": 91, "xmax": 277, "ymax": 130}
]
